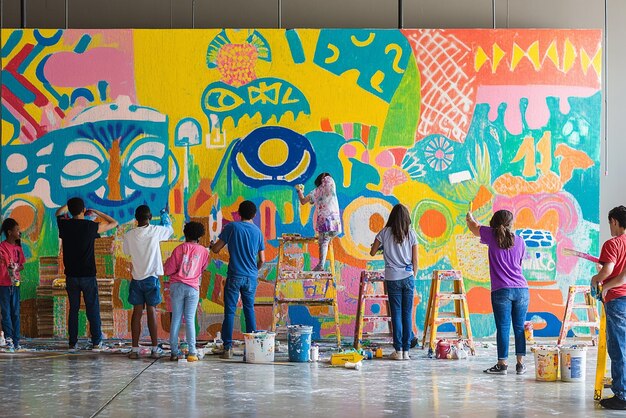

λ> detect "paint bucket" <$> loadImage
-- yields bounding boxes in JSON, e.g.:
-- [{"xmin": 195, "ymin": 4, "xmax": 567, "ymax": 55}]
[
  {"xmin": 309, "ymin": 344, "xmax": 319, "ymax": 362},
  {"xmin": 243, "ymin": 331, "xmax": 276, "ymax": 363},
  {"xmin": 560, "ymin": 346, "xmax": 587, "ymax": 382},
  {"xmin": 287, "ymin": 325, "xmax": 313, "ymax": 362},
  {"xmin": 435, "ymin": 340, "xmax": 451, "ymax": 359},
  {"xmin": 533, "ymin": 346, "xmax": 560, "ymax": 381}
]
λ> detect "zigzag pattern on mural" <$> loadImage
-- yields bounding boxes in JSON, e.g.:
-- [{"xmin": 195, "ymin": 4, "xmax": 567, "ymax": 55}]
[{"xmin": 474, "ymin": 39, "xmax": 602, "ymax": 76}]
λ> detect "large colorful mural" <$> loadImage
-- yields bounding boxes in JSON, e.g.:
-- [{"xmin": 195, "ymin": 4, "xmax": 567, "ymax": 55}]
[{"xmin": 1, "ymin": 29, "xmax": 602, "ymax": 340}]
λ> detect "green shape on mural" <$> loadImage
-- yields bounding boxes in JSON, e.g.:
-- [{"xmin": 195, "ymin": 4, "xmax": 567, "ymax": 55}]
[
  {"xmin": 379, "ymin": 57, "xmax": 420, "ymax": 147},
  {"xmin": 119, "ymin": 280, "xmax": 133, "ymax": 310}
]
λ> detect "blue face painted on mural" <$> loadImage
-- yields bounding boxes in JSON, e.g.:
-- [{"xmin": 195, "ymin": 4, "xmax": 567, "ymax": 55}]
[{"xmin": 2, "ymin": 101, "xmax": 171, "ymax": 221}]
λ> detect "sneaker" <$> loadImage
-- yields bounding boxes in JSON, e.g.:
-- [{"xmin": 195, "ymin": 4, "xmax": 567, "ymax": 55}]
[
  {"xmin": 187, "ymin": 354, "xmax": 199, "ymax": 362},
  {"xmin": 69, "ymin": 343, "xmax": 79, "ymax": 351},
  {"xmin": 484, "ymin": 363, "xmax": 508, "ymax": 375},
  {"xmin": 150, "ymin": 347, "xmax": 164, "ymax": 359},
  {"xmin": 220, "ymin": 348, "xmax": 234, "ymax": 359},
  {"xmin": 389, "ymin": 350, "xmax": 403, "ymax": 361},
  {"xmin": 128, "ymin": 351, "xmax": 140, "ymax": 360},
  {"xmin": 516, "ymin": 363, "xmax": 527, "ymax": 375},
  {"xmin": 403, "ymin": 351, "xmax": 411, "ymax": 360},
  {"xmin": 600, "ymin": 396, "xmax": 626, "ymax": 410},
  {"xmin": 89, "ymin": 341, "xmax": 106, "ymax": 351},
  {"xmin": 170, "ymin": 354, "xmax": 179, "ymax": 361},
  {"xmin": 410, "ymin": 337, "xmax": 419, "ymax": 349}
]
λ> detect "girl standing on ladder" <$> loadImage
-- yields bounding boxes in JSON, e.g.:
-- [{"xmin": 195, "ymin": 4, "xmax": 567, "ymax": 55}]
[{"xmin": 296, "ymin": 173, "xmax": 342, "ymax": 271}]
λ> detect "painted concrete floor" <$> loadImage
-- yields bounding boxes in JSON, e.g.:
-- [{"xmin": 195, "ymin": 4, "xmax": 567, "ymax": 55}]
[{"xmin": 0, "ymin": 340, "xmax": 620, "ymax": 418}]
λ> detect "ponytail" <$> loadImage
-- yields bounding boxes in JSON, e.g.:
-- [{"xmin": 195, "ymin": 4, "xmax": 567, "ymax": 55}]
[{"xmin": 489, "ymin": 210, "xmax": 515, "ymax": 250}]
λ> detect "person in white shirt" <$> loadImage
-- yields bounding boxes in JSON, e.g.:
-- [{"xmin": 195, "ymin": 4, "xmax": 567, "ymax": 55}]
[{"xmin": 123, "ymin": 205, "xmax": 173, "ymax": 359}]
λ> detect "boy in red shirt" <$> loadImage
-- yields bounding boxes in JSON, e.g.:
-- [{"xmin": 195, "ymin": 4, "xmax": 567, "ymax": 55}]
[{"xmin": 592, "ymin": 206, "xmax": 626, "ymax": 410}]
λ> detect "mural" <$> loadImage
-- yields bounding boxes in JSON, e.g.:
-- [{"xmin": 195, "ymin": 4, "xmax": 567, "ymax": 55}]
[{"xmin": 1, "ymin": 29, "xmax": 602, "ymax": 340}]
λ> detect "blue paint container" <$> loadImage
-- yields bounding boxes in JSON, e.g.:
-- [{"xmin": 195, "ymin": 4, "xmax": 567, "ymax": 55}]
[{"xmin": 287, "ymin": 325, "xmax": 313, "ymax": 362}]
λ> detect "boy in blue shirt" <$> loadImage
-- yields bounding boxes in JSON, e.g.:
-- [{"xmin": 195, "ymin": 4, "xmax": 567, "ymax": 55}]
[{"xmin": 211, "ymin": 200, "xmax": 265, "ymax": 359}]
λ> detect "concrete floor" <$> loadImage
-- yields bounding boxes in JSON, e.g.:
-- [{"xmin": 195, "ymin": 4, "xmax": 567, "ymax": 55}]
[{"xmin": 0, "ymin": 340, "xmax": 620, "ymax": 418}]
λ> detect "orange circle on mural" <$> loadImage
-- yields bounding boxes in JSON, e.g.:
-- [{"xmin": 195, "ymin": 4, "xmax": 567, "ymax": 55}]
[
  {"xmin": 8, "ymin": 205, "xmax": 36, "ymax": 231},
  {"xmin": 369, "ymin": 213, "xmax": 385, "ymax": 232},
  {"xmin": 419, "ymin": 209, "xmax": 447, "ymax": 238}
]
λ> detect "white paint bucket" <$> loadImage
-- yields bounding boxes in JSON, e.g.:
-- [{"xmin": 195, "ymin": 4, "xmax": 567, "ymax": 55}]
[
  {"xmin": 560, "ymin": 346, "xmax": 587, "ymax": 382},
  {"xmin": 243, "ymin": 331, "xmax": 276, "ymax": 363},
  {"xmin": 533, "ymin": 346, "xmax": 560, "ymax": 381}
]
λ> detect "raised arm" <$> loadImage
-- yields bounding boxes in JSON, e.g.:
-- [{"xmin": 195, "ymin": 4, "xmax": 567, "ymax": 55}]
[
  {"xmin": 89, "ymin": 209, "xmax": 119, "ymax": 234},
  {"xmin": 296, "ymin": 187, "xmax": 310, "ymax": 205},
  {"xmin": 465, "ymin": 212, "xmax": 481, "ymax": 237},
  {"xmin": 369, "ymin": 239, "xmax": 381, "ymax": 256},
  {"xmin": 55, "ymin": 204, "xmax": 68, "ymax": 217},
  {"xmin": 210, "ymin": 239, "xmax": 226, "ymax": 254}
]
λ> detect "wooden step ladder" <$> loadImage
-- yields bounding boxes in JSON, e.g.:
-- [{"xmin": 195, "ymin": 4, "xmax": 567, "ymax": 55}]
[
  {"xmin": 353, "ymin": 270, "xmax": 392, "ymax": 349},
  {"xmin": 594, "ymin": 304, "xmax": 611, "ymax": 401},
  {"xmin": 557, "ymin": 285, "xmax": 600, "ymax": 346},
  {"xmin": 270, "ymin": 235, "xmax": 341, "ymax": 347},
  {"xmin": 422, "ymin": 269, "xmax": 475, "ymax": 355}
]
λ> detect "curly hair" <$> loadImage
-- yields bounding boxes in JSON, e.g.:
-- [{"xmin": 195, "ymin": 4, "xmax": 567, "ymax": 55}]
[{"xmin": 184, "ymin": 222, "xmax": 206, "ymax": 242}]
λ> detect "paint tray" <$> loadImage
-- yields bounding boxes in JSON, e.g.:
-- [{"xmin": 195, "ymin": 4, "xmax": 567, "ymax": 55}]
[{"xmin": 331, "ymin": 352, "xmax": 364, "ymax": 366}]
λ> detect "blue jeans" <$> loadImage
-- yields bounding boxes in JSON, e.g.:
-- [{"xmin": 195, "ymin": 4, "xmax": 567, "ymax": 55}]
[
  {"xmin": 222, "ymin": 276, "xmax": 257, "ymax": 350},
  {"xmin": 128, "ymin": 277, "xmax": 162, "ymax": 306},
  {"xmin": 491, "ymin": 287, "xmax": 529, "ymax": 360},
  {"xmin": 0, "ymin": 285, "xmax": 20, "ymax": 347},
  {"xmin": 387, "ymin": 277, "xmax": 414, "ymax": 352},
  {"xmin": 606, "ymin": 296, "xmax": 626, "ymax": 400},
  {"xmin": 66, "ymin": 276, "xmax": 102, "ymax": 346},
  {"xmin": 170, "ymin": 283, "xmax": 200, "ymax": 356}
]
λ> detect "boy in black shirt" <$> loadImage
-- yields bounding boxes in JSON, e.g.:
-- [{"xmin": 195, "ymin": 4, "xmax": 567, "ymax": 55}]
[{"xmin": 56, "ymin": 197, "xmax": 118, "ymax": 349}]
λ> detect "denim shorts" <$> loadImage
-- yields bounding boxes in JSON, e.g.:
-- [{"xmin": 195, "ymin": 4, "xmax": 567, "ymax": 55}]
[{"xmin": 128, "ymin": 276, "xmax": 162, "ymax": 306}]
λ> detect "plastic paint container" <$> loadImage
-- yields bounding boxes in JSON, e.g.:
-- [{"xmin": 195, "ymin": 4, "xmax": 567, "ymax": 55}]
[
  {"xmin": 243, "ymin": 331, "xmax": 276, "ymax": 363},
  {"xmin": 560, "ymin": 346, "xmax": 587, "ymax": 382},
  {"xmin": 533, "ymin": 346, "xmax": 560, "ymax": 381},
  {"xmin": 287, "ymin": 325, "xmax": 313, "ymax": 362},
  {"xmin": 309, "ymin": 344, "xmax": 319, "ymax": 362}
]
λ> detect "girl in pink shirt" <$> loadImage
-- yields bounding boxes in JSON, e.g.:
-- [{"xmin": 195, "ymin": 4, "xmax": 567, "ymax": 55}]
[
  {"xmin": 0, "ymin": 218, "xmax": 26, "ymax": 351},
  {"xmin": 164, "ymin": 222, "xmax": 210, "ymax": 362}
]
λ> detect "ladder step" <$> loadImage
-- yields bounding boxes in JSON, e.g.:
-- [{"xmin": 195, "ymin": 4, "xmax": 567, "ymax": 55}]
[
  {"xmin": 278, "ymin": 272, "xmax": 333, "ymax": 280},
  {"xmin": 571, "ymin": 304, "xmax": 597, "ymax": 309},
  {"xmin": 566, "ymin": 321, "xmax": 600, "ymax": 327},
  {"xmin": 275, "ymin": 298, "xmax": 336, "ymax": 306},
  {"xmin": 362, "ymin": 295, "xmax": 389, "ymax": 300},
  {"xmin": 434, "ymin": 317, "xmax": 465, "ymax": 324},
  {"xmin": 436, "ymin": 294, "xmax": 466, "ymax": 300},
  {"xmin": 253, "ymin": 301, "xmax": 274, "ymax": 306},
  {"xmin": 363, "ymin": 316, "xmax": 391, "ymax": 322},
  {"xmin": 362, "ymin": 332, "xmax": 393, "ymax": 338},
  {"xmin": 278, "ymin": 236, "xmax": 318, "ymax": 243}
]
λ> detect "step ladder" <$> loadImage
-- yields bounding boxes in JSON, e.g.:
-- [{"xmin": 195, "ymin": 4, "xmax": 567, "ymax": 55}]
[
  {"xmin": 557, "ymin": 285, "xmax": 600, "ymax": 346},
  {"xmin": 270, "ymin": 235, "xmax": 341, "ymax": 347},
  {"xmin": 422, "ymin": 269, "xmax": 475, "ymax": 355},
  {"xmin": 353, "ymin": 270, "xmax": 392, "ymax": 349},
  {"xmin": 594, "ymin": 304, "xmax": 611, "ymax": 401}
]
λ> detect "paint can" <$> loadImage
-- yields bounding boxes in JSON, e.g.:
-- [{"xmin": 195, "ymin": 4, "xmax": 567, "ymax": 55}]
[
  {"xmin": 363, "ymin": 349, "xmax": 373, "ymax": 360},
  {"xmin": 533, "ymin": 346, "xmax": 560, "ymax": 381},
  {"xmin": 560, "ymin": 346, "xmax": 587, "ymax": 382},
  {"xmin": 243, "ymin": 331, "xmax": 276, "ymax": 363},
  {"xmin": 309, "ymin": 344, "xmax": 319, "ymax": 362},
  {"xmin": 180, "ymin": 342, "xmax": 189, "ymax": 356},
  {"xmin": 375, "ymin": 347, "xmax": 383, "ymax": 358},
  {"xmin": 435, "ymin": 340, "xmax": 451, "ymax": 359},
  {"xmin": 524, "ymin": 321, "xmax": 534, "ymax": 342},
  {"xmin": 287, "ymin": 325, "xmax": 313, "ymax": 362}
]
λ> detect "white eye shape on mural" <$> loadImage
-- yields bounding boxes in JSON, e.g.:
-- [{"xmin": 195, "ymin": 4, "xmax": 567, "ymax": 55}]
[
  {"xmin": 61, "ymin": 139, "xmax": 106, "ymax": 188},
  {"xmin": 126, "ymin": 139, "xmax": 166, "ymax": 188}
]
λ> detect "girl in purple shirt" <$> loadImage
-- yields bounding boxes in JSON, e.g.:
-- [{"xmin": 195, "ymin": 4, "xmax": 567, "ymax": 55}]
[{"xmin": 466, "ymin": 209, "xmax": 529, "ymax": 375}]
